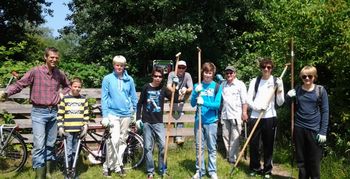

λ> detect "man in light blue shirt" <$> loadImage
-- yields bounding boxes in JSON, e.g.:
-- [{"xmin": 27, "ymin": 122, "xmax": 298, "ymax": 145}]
[{"xmin": 101, "ymin": 55, "xmax": 138, "ymax": 177}]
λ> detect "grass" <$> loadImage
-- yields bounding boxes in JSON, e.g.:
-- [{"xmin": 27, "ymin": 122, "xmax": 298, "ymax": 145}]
[{"xmin": 1, "ymin": 137, "xmax": 333, "ymax": 179}]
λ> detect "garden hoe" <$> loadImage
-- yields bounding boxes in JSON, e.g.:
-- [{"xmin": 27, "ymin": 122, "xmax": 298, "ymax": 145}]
[
  {"xmin": 196, "ymin": 47, "xmax": 203, "ymax": 179},
  {"xmin": 230, "ymin": 63, "xmax": 290, "ymax": 176},
  {"xmin": 163, "ymin": 52, "xmax": 181, "ymax": 178}
]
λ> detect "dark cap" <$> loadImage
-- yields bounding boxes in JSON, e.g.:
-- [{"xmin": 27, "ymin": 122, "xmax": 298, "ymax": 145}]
[{"xmin": 225, "ymin": 66, "xmax": 236, "ymax": 72}]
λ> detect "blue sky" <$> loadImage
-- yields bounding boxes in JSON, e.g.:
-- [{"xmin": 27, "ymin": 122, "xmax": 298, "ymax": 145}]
[{"xmin": 43, "ymin": 0, "xmax": 71, "ymax": 37}]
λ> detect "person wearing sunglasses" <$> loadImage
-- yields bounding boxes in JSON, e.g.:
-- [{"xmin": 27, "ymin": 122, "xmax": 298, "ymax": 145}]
[
  {"xmin": 136, "ymin": 67, "xmax": 179, "ymax": 179},
  {"xmin": 286, "ymin": 65, "xmax": 329, "ymax": 179},
  {"xmin": 166, "ymin": 60, "xmax": 193, "ymax": 145},
  {"xmin": 246, "ymin": 58, "xmax": 285, "ymax": 179},
  {"xmin": 220, "ymin": 66, "xmax": 248, "ymax": 164},
  {"xmin": 101, "ymin": 55, "xmax": 138, "ymax": 177}
]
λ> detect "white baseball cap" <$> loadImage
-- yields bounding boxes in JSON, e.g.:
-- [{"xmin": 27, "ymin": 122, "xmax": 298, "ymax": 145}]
[{"xmin": 178, "ymin": 60, "xmax": 187, "ymax": 66}]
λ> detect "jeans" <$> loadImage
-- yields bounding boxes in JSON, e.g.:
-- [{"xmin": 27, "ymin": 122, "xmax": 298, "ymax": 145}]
[
  {"xmin": 31, "ymin": 106, "xmax": 58, "ymax": 169},
  {"xmin": 143, "ymin": 122, "xmax": 165, "ymax": 175},
  {"xmin": 66, "ymin": 132, "xmax": 80, "ymax": 168},
  {"xmin": 294, "ymin": 126, "xmax": 323, "ymax": 179},
  {"xmin": 103, "ymin": 115, "xmax": 131, "ymax": 172},
  {"xmin": 194, "ymin": 122, "xmax": 218, "ymax": 176},
  {"xmin": 221, "ymin": 119, "xmax": 242, "ymax": 163}
]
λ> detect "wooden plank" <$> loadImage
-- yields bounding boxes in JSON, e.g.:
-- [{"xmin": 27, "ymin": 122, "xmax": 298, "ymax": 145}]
[{"xmin": 1, "ymin": 102, "xmax": 195, "ymax": 114}]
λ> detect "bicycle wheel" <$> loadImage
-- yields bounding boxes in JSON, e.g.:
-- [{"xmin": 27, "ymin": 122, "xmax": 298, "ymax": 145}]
[
  {"xmin": 0, "ymin": 129, "xmax": 28, "ymax": 173},
  {"xmin": 55, "ymin": 138, "xmax": 65, "ymax": 172},
  {"xmin": 123, "ymin": 131, "xmax": 144, "ymax": 170}
]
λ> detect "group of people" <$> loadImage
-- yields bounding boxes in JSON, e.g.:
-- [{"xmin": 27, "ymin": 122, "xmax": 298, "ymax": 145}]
[{"xmin": 0, "ymin": 47, "xmax": 329, "ymax": 179}]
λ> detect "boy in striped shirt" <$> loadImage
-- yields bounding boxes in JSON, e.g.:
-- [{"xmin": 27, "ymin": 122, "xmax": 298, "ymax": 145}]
[{"xmin": 57, "ymin": 77, "xmax": 89, "ymax": 178}]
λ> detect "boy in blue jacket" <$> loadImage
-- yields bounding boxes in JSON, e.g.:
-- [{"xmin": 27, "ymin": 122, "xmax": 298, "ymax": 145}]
[{"xmin": 190, "ymin": 62, "xmax": 222, "ymax": 179}]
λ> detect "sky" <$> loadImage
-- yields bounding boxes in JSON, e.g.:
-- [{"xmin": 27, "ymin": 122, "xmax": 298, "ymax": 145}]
[{"xmin": 43, "ymin": 0, "xmax": 71, "ymax": 37}]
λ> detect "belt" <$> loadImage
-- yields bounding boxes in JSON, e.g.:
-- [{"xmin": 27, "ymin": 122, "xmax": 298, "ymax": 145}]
[{"xmin": 33, "ymin": 104, "xmax": 58, "ymax": 109}]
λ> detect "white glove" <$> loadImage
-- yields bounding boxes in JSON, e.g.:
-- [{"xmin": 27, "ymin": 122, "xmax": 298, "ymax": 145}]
[
  {"xmin": 179, "ymin": 87, "xmax": 187, "ymax": 95},
  {"xmin": 131, "ymin": 112, "xmax": 137, "ymax": 123},
  {"xmin": 197, "ymin": 96, "xmax": 204, "ymax": 106},
  {"xmin": 58, "ymin": 127, "xmax": 65, "ymax": 137},
  {"xmin": 101, "ymin": 117, "xmax": 110, "ymax": 127},
  {"xmin": 276, "ymin": 78, "xmax": 283, "ymax": 91},
  {"xmin": 287, "ymin": 89, "xmax": 296, "ymax": 98},
  {"xmin": 0, "ymin": 91, "xmax": 7, "ymax": 101},
  {"xmin": 316, "ymin": 134, "xmax": 327, "ymax": 143},
  {"xmin": 195, "ymin": 84, "xmax": 203, "ymax": 93},
  {"xmin": 172, "ymin": 76, "xmax": 179, "ymax": 84},
  {"xmin": 136, "ymin": 120, "xmax": 143, "ymax": 130},
  {"xmin": 79, "ymin": 124, "xmax": 88, "ymax": 139}
]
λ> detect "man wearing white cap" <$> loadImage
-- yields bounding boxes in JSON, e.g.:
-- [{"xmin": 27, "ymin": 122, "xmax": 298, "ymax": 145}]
[
  {"xmin": 101, "ymin": 55, "xmax": 138, "ymax": 177},
  {"xmin": 167, "ymin": 60, "xmax": 193, "ymax": 144}
]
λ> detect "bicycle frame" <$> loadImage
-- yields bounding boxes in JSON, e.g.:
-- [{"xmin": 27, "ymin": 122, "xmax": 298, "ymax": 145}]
[{"xmin": 0, "ymin": 124, "xmax": 18, "ymax": 150}]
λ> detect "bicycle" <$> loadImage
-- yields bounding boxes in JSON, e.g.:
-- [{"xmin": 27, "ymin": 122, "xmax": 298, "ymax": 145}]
[
  {"xmin": 0, "ymin": 124, "xmax": 28, "ymax": 173},
  {"xmin": 55, "ymin": 104, "xmax": 144, "ymax": 176}
]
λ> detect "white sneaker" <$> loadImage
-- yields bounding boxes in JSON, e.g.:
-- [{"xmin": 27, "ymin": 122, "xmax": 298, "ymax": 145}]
[
  {"xmin": 211, "ymin": 173, "xmax": 218, "ymax": 179},
  {"xmin": 192, "ymin": 172, "xmax": 200, "ymax": 179}
]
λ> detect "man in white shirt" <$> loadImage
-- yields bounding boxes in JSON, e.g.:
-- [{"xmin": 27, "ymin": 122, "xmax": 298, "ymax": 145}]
[{"xmin": 220, "ymin": 66, "xmax": 248, "ymax": 164}]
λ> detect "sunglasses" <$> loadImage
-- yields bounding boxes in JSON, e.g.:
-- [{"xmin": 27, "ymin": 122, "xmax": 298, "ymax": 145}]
[
  {"xmin": 178, "ymin": 66, "xmax": 186, "ymax": 69},
  {"xmin": 261, "ymin": 65, "xmax": 272, "ymax": 70},
  {"xmin": 301, "ymin": 75, "xmax": 313, "ymax": 80},
  {"xmin": 153, "ymin": 75, "xmax": 163, "ymax": 78},
  {"xmin": 225, "ymin": 72, "xmax": 234, "ymax": 75}
]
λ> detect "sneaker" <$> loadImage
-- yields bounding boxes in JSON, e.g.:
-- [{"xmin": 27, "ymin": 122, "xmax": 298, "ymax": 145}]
[
  {"xmin": 103, "ymin": 170, "xmax": 111, "ymax": 178},
  {"xmin": 175, "ymin": 137, "xmax": 185, "ymax": 145},
  {"xmin": 210, "ymin": 173, "xmax": 218, "ymax": 179},
  {"xmin": 116, "ymin": 166, "xmax": 126, "ymax": 177},
  {"xmin": 147, "ymin": 174, "xmax": 153, "ymax": 179},
  {"xmin": 263, "ymin": 173, "xmax": 271, "ymax": 179},
  {"xmin": 192, "ymin": 172, "xmax": 203, "ymax": 179},
  {"xmin": 249, "ymin": 170, "xmax": 261, "ymax": 177}
]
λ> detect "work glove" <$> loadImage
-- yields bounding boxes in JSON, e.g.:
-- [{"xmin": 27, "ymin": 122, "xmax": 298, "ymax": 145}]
[
  {"xmin": 276, "ymin": 78, "xmax": 283, "ymax": 92},
  {"xmin": 131, "ymin": 112, "xmax": 137, "ymax": 123},
  {"xmin": 287, "ymin": 89, "xmax": 296, "ymax": 98},
  {"xmin": 58, "ymin": 127, "xmax": 66, "ymax": 137},
  {"xmin": 101, "ymin": 117, "xmax": 110, "ymax": 127},
  {"xmin": 0, "ymin": 91, "xmax": 7, "ymax": 101},
  {"xmin": 172, "ymin": 76, "xmax": 179, "ymax": 84},
  {"xmin": 80, "ymin": 124, "xmax": 88, "ymax": 139},
  {"xmin": 195, "ymin": 84, "xmax": 203, "ymax": 93},
  {"xmin": 179, "ymin": 87, "xmax": 187, "ymax": 96},
  {"xmin": 197, "ymin": 96, "xmax": 204, "ymax": 106},
  {"xmin": 135, "ymin": 120, "xmax": 144, "ymax": 131},
  {"xmin": 316, "ymin": 134, "xmax": 327, "ymax": 143}
]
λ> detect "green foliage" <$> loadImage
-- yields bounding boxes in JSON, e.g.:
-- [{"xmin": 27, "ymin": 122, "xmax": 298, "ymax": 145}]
[
  {"xmin": 0, "ymin": 112, "xmax": 15, "ymax": 124},
  {"xmin": 59, "ymin": 61, "xmax": 108, "ymax": 88}
]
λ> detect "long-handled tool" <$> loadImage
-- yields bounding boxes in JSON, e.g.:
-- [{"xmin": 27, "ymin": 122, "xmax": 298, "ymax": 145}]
[
  {"xmin": 64, "ymin": 136, "xmax": 82, "ymax": 179},
  {"xmin": 196, "ymin": 47, "xmax": 203, "ymax": 178},
  {"xmin": 5, "ymin": 71, "xmax": 18, "ymax": 90},
  {"xmin": 289, "ymin": 38, "xmax": 295, "ymax": 178},
  {"xmin": 230, "ymin": 63, "xmax": 290, "ymax": 175},
  {"xmin": 163, "ymin": 52, "xmax": 181, "ymax": 176},
  {"xmin": 243, "ymin": 122, "xmax": 248, "ymax": 160}
]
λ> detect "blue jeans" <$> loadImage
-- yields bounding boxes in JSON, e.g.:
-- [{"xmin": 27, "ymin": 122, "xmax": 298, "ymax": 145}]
[
  {"xmin": 194, "ymin": 122, "xmax": 218, "ymax": 176},
  {"xmin": 143, "ymin": 123, "xmax": 165, "ymax": 175},
  {"xmin": 66, "ymin": 132, "xmax": 80, "ymax": 168},
  {"xmin": 31, "ymin": 106, "xmax": 58, "ymax": 168}
]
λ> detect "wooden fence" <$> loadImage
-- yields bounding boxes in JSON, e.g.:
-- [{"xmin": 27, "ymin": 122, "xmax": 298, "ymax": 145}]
[{"xmin": 0, "ymin": 88, "xmax": 196, "ymax": 143}]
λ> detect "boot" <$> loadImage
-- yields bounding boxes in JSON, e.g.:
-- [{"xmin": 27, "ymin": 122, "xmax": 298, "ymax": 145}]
[
  {"xmin": 46, "ymin": 160, "xmax": 54, "ymax": 178},
  {"xmin": 35, "ymin": 166, "xmax": 46, "ymax": 179}
]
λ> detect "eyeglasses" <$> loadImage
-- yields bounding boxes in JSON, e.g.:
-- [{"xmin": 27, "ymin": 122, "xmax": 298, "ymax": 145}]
[
  {"xmin": 261, "ymin": 65, "xmax": 272, "ymax": 70},
  {"xmin": 153, "ymin": 75, "xmax": 163, "ymax": 78},
  {"xmin": 225, "ymin": 72, "xmax": 234, "ymax": 75},
  {"xmin": 178, "ymin": 66, "xmax": 186, "ymax": 69},
  {"xmin": 301, "ymin": 75, "xmax": 313, "ymax": 80}
]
